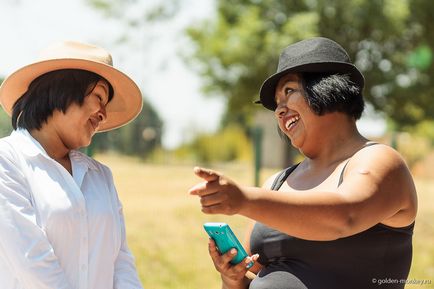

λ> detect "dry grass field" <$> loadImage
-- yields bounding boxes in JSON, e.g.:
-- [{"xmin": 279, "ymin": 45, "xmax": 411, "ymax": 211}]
[{"xmin": 95, "ymin": 153, "xmax": 434, "ymax": 289}]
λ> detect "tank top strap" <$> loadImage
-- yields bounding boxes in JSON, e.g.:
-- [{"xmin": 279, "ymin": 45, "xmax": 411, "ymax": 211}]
[
  {"xmin": 271, "ymin": 163, "xmax": 300, "ymax": 190},
  {"xmin": 338, "ymin": 142, "xmax": 380, "ymax": 186}
]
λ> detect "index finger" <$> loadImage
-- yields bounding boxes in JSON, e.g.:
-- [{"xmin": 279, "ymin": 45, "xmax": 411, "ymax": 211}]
[{"xmin": 194, "ymin": 167, "xmax": 220, "ymax": 182}]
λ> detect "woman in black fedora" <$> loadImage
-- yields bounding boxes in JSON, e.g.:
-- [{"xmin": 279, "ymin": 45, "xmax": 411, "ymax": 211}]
[{"xmin": 189, "ymin": 37, "xmax": 417, "ymax": 289}]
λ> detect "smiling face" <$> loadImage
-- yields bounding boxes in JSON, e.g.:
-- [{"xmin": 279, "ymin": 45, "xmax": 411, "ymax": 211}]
[
  {"xmin": 50, "ymin": 80, "xmax": 110, "ymax": 149},
  {"xmin": 274, "ymin": 73, "xmax": 323, "ymax": 150}
]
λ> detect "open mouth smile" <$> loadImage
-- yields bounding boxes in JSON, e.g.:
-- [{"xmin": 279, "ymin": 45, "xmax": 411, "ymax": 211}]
[{"xmin": 284, "ymin": 115, "xmax": 300, "ymax": 131}]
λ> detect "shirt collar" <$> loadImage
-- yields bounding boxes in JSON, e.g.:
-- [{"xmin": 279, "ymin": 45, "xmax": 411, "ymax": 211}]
[
  {"xmin": 11, "ymin": 129, "xmax": 49, "ymax": 158},
  {"xmin": 69, "ymin": 150, "xmax": 98, "ymax": 171}
]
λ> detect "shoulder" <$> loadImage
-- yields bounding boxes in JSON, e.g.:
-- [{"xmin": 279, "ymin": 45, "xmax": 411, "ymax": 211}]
[
  {"xmin": 263, "ymin": 171, "xmax": 281, "ymax": 189},
  {"xmin": 349, "ymin": 143, "xmax": 410, "ymax": 174},
  {"xmin": 0, "ymin": 136, "xmax": 26, "ymax": 181},
  {"xmin": 0, "ymin": 135, "xmax": 19, "ymax": 161},
  {"xmin": 262, "ymin": 164, "xmax": 299, "ymax": 190},
  {"xmin": 341, "ymin": 143, "xmax": 417, "ymax": 226},
  {"xmin": 344, "ymin": 142, "xmax": 416, "ymax": 202}
]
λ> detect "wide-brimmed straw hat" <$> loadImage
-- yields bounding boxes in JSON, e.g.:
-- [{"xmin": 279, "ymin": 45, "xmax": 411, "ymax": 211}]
[
  {"xmin": 258, "ymin": 37, "xmax": 364, "ymax": 111},
  {"xmin": 0, "ymin": 41, "xmax": 143, "ymax": 132}
]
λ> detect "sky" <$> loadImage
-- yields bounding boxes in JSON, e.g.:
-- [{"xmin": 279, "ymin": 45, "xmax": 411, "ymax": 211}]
[
  {"xmin": 0, "ymin": 0, "xmax": 385, "ymax": 149},
  {"xmin": 0, "ymin": 0, "xmax": 224, "ymax": 149}
]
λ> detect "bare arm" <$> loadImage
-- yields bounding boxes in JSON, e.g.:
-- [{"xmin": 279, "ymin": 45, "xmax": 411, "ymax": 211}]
[
  {"xmin": 203, "ymin": 175, "xmax": 277, "ymax": 289},
  {"xmin": 190, "ymin": 145, "xmax": 417, "ymax": 241}
]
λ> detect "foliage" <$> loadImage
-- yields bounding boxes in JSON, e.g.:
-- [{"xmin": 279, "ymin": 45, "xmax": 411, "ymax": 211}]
[
  {"xmin": 92, "ymin": 98, "xmax": 163, "ymax": 158},
  {"xmin": 175, "ymin": 124, "xmax": 252, "ymax": 164},
  {"xmin": 0, "ymin": 77, "xmax": 13, "ymax": 137},
  {"xmin": 413, "ymin": 120, "xmax": 434, "ymax": 144},
  {"xmin": 0, "ymin": 109, "xmax": 13, "ymax": 138},
  {"xmin": 86, "ymin": 0, "xmax": 434, "ymax": 155},
  {"xmin": 186, "ymin": 0, "xmax": 434, "ymax": 132},
  {"xmin": 186, "ymin": 0, "xmax": 317, "ymax": 127},
  {"xmin": 86, "ymin": 0, "xmax": 181, "ymax": 22},
  {"xmin": 395, "ymin": 131, "xmax": 432, "ymax": 169}
]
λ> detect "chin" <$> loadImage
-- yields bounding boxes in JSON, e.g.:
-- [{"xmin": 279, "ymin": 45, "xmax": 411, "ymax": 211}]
[
  {"xmin": 289, "ymin": 135, "xmax": 304, "ymax": 150},
  {"xmin": 75, "ymin": 138, "xmax": 92, "ymax": 150},
  {"xmin": 83, "ymin": 138, "xmax": 92, "ymax": 148}
]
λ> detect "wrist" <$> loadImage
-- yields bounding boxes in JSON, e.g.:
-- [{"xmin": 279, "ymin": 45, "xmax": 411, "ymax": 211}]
[{"xmin": 221, "ymin": 275, "xmax": 250, "ymax": 289}]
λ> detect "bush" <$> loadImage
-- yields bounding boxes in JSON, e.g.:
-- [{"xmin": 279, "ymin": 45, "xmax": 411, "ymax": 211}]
[
  {"xmin": 176, "ymin": 124, "xmax": 253, "ymax": 164},
  {"xmin": 396, "ymin": 132, "xmax": 432, "ymax": 169}
]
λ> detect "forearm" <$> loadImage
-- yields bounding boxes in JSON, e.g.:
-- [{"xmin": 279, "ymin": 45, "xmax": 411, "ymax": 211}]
[{"xmin": 239, "ymin": 186, "xmax": 352, "ymax": 240}]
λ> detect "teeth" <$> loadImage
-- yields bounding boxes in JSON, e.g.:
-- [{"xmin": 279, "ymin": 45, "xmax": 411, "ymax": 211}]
[{"xmin": 285, "ymin": 115, "xmax": 300, "ymax": 130}]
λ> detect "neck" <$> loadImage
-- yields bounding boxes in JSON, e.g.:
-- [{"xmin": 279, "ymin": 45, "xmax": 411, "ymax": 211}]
[
  {"xmin": 300, "ymin": 116, "xmax": 368, "ymax": 169},
  {"xmin": 30, "ymin": 127, "xmax": 70, "ymax": 161}
]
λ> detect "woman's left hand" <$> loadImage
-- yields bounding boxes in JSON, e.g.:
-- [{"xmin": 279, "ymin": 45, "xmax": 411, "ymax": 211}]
[{"xmin": 188, "ymin": 167, "xmax": 248, "ymax": 215}]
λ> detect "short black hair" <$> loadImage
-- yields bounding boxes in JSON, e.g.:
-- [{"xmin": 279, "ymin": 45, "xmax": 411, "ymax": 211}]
[
  {"xmin": 12, "ymin": 69, "xmax": 114, "ymax": 131},
  {"xmin": 301, "ymin": 73, "xmax": 364, "ymax": 120}
]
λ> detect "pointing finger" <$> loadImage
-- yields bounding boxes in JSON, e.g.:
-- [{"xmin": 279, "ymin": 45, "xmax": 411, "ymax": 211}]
[{"xmin": 194, "ymin": 166, "xmax": 220, "ymax": 182}]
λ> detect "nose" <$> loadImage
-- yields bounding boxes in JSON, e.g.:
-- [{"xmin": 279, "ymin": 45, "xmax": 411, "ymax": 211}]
[{"xmin": 274, "ymin": 105, "xmax": 288, "ymax": 118}]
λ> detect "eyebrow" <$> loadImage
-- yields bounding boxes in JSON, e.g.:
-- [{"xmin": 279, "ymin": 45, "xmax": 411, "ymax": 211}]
[
  {"xmin": 96, "ymin": 83, "xmax": 109, "ymax": 94},
  {"xmin": 277, "ymin": 79, "xmax": 298, "ymax": 92},
  {"xmin": 94, "ymin": 83, "xmax": 109, "ymax": 99}
]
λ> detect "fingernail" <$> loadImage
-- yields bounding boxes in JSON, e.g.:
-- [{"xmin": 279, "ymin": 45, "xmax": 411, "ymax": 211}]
[{"xmin": 230, "ymin": 248, "xmax": 237, "ymax": 254}]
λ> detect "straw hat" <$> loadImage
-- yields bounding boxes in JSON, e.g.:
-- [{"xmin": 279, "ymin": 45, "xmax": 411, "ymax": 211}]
[
  {"xmin": 258, "ymin": 37, "xmax": 364, "ymax": 111},
  {"xmin": 0, "ymin": 41, "xmax": 143, "ymax": 132}
]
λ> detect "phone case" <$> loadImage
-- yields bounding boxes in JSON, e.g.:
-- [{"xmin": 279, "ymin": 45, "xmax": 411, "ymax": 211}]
[{"xmin": 203, "ymin": 222, "xmax": 254, "ymax": 268}]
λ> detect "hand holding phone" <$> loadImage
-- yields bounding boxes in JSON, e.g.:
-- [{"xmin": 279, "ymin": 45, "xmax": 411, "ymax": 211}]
[{"xmin": 203, "ymin": 222, "xmax": 254, "ymax": 268}]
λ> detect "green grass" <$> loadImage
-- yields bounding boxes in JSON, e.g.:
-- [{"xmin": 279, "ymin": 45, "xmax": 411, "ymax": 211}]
[{"xmin": 95, "ymin": 153, "xmax": 434, "ymax": 289}]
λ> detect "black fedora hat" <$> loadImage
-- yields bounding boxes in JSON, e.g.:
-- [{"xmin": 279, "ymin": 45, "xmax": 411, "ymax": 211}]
[{"xmin": 258, "ymin": 37, "xmax": 364, "ymax": 111}]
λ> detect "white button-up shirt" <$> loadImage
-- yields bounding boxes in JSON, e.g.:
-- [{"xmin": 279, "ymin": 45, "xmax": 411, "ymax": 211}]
[{"xmin": 0, "ymin": 129, "xmax": 143, "ymax": 289}]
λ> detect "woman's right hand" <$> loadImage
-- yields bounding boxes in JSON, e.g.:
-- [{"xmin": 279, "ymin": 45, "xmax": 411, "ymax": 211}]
[{"xmin": 208, "ymin": 238, "xmax": 259, "ymax": 289}]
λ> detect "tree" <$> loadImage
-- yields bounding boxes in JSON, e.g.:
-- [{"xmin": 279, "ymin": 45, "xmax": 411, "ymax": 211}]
[
  {"xmin": 0, "ymin": 77, "xmax": 13, "ymax": 137},
  {"xmin": 86, "ymin": 0, "xmax": 433, "ymax": 134},
  {"xmin": 315, "ymin": 0, "xmax": 434, "ymax": 128},
  {"xmin": 0, "ymin": 109, "xmax": 13, "ymax": 138},
  {"xmin": 186, "ymin": 0, "xmax": 434, "ymax": 131},
  {"xmin": 91, "ymin": 98, "xmax": 163, "ymax": 158}
]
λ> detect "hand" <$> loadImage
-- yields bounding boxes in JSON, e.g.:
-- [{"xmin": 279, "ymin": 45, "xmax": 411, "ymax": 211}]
[
  {"xmin": 189, "ymin": 167, "xmax": 248, "ymax": 215},
  {"xmin": 208, "ymin": 238, "xmax": 259, "ymax": 287}
]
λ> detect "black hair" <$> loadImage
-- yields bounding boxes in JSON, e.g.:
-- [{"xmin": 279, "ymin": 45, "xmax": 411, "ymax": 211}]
[
  {"xmin": 12, "ymin": 69, "xmax": 114, "ymax": 131},
  {"xmin": 300, "ymin": 73, "xmax": 364, "ymax": 120}
]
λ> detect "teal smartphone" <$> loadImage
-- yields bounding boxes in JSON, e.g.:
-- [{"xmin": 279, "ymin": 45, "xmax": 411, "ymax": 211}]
[{"xmin": 203, "ymin": 222, "xmax": 254, "ymax": 268}]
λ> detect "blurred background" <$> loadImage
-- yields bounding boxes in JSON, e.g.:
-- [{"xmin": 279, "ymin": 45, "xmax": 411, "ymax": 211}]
[{"xmin": 0, "ymin": 0, "xmax": 433, "ymax": 288}]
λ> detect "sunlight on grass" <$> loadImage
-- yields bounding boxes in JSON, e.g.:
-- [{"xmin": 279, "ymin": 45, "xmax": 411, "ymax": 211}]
[
  {"xmin": 95, "ymin": 153, "xmax": 434, "ymax": 289},
  {"xmin": 407, "ymin": 178, "xmax": 434, "ymax": 289}
]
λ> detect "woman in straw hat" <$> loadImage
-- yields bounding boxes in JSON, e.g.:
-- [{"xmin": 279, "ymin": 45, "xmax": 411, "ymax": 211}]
[
  {"xmin": 189, "ymin": 37, "xmax": 417, "ymax": 289},
  {"xmin": 0, "ymin": 41, "xmax": 143, "ymax": 289}
]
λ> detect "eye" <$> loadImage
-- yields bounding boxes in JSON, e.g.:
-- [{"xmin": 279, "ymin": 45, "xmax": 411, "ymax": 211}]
[
  {"xmin": 285, "ymin": 87, "xmax": 294, "ymax": 96},
  {"xmin": 95, "ymin": 94, "xmax": 103, "ymax": 102}
]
